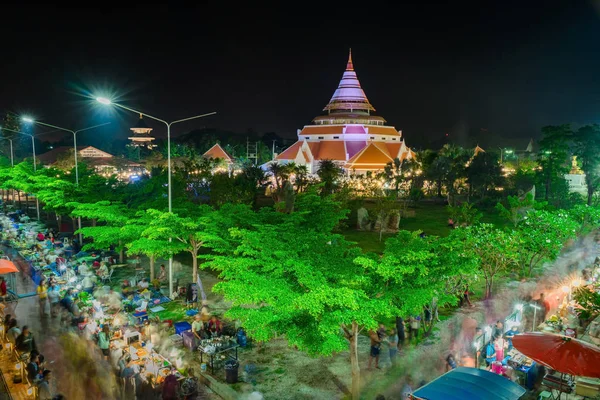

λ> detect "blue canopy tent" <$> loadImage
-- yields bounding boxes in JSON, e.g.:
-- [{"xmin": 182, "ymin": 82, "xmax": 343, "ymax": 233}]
[{"xmin": 411, "ymin": 367, "xmax": 526, "ymax": 400}]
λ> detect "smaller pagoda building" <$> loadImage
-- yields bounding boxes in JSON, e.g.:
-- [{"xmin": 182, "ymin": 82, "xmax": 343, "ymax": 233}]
[{"xmin": 128, "ymin": 115, "xmax": 157, "ymax": 149}]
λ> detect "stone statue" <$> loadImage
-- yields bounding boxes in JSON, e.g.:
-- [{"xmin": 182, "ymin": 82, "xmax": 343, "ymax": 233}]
[{"xmin": 356, "ymin": 207, "xmax": 371, "ymax": 231}]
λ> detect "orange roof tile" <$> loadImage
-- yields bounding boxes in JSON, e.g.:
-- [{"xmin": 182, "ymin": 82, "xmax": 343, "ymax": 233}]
[
  {"xmin": 203, "ymin": 144, "xmax": 234, "ymax": 162},
  {"xmin": 346, "ymin": 142, "xmax": 394, "ymax": 166},
  {"xmin": 307, "ymin": 141, "xmax": 321, "ymax": 157},
  {"xmin": 314, "ymin": 141, "xmax": 347, "ymax": 161},
  {"xmin": 275, "ymin": 141, "xmax": 303, "ymax": 160},
  {"xmin": 366, "ymin": 126, "xmax": 401, "ymax": 136},
  {"xmin": 385, "ymin": 143, "xmax": 402, "ymax": 158},
  {"xmin": 299, "ymin": 126, "xmax": 344, "ymax": 135}
]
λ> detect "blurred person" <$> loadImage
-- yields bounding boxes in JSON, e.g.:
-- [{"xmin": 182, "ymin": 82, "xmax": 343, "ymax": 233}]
[
  {"xmin": 37, "ymin": 370, "xmax": 53, "ymax": 400},
  {"xmin": 208, "ymin": 315, "xmax": 222, "ymax": 337},
  {"xmin": 158, "ymin": 264, "xmax": 167, "ymax": 282},
  {"xmin": 368, "ymin": 328, "xmax": 382, "ymax": 370},
  {"xmin": 0, "ymin": 276, "xmax": 7, "ymax": 300},
  {"xmin": 395, "ymin": 317, "xmax": 406, "ymax": 350},
  {"xmin": 493, "ymin": 320, "xmax": 504, "ymax": 338},
  {"xmin": 7, "ymin": 318, "xmax": 20, "ymax": 345},
  {"xmin": 16, "ymin": 326, "xmax": 37, "ymax": 354},
  {"xmin": 26, "ymin": 351, "xmax": 40, "ymax": 383},
  {"xmin": 37, "ymin": 279, "xmax": 48, "ymax": 317},
  {"xmin": 47, "ymin": 283, "xmax": 60, "ymax": 317},
  {"xmin": 387, "ymin": 328, "xmax": 398, "ymax": 366},
  {"xmin": 162, "ymin": 369, "xmax": 179, "ymax": 400},
  {"xmin": 97, "ymin": 325, "xmax": 111, "ymax": 360},
  {"xmin": 445, "ymin": 353, "xmax": 458, "ymax": 372}
]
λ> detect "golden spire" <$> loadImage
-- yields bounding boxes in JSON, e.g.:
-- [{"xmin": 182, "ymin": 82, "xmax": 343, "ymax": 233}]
[{"xmin": 346, "ymin": 48, "xmax": 354, "ymax": 71}]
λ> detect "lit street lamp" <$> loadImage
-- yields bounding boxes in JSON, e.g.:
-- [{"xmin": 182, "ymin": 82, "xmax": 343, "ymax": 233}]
[
  {"xmin": 96, "ymin": 97, "xmax": 216, "ymax": 296},
  {"xmin": 20, "ymin": 118, "xmax": 110, "ymax": 244},
  {"xmin": 0, "ymin": 125, "xmax": 39, "ymax": 220},
  {"xmin": 20, "ymin": 119, "xmax": 110, "ymax": 185}
]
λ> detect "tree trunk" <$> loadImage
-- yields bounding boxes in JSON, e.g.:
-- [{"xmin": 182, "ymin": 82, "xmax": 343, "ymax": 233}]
[
  {"xmin": 349, "ymin": 321, "xmax": 361, "ymax": 400},
  {"xmin": 485, "ymin": 276, "xmax": 494, "ymax": 299},
  {"xmin": 17, "ymin": 191, "xmax": 21, "ymax": 209},
  {"xmin": 437, "ymin": 179, "xmax": 442, "ymax": 198},
  {"xmin": 118, "ymin": 240, "xmax": 124, "ymax": 263},
  {"xmin": 149, "ymin": 255, "xmax": 155, "ymax": 281},
  {"xmin": 191, "ymin": 250, "xmax": 198, "ymax": 283},
  {"xmin": 72, "ymin": 217, "xmax": 77, "ymax": 232},
  {"xmin": 587, "ymin": 184, "xmax": 594, "ymax": 206},
  {"xmin": 57, "ymin": 214, "xmax": 62, "ymax": 232},
  {"xmin": 92, "ymin": 218, "xmax": 97, "ymax": 227},
  {"xmin": 25, "ymin": 193, "xmax": 29, "ymax": 215}
]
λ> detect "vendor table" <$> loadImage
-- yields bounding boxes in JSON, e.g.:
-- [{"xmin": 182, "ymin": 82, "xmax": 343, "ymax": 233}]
[{"xmin": 199, "ymin": 343, "xmax": 239, "ymax": 375}]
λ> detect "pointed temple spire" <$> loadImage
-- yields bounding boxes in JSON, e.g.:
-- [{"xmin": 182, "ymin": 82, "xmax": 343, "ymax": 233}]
[
  {"xmin": 323, "ymin": 50, "xmax": 375, "ymax": 113},
  {"xmin": 346, "ymin": 48, "xmax": 354, "ymax": 71}
]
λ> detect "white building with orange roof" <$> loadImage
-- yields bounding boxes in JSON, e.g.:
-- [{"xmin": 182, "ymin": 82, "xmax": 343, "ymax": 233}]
[{"xmin": 274, "ymin": 50, "xmax": 415, "ymax": 174}]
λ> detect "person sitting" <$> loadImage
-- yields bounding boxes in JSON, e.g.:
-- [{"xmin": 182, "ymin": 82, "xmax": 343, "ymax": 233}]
[
  {"xmin": 26, "ymin": 351, "xmax": 40, "ymax": 383},
  {"xmin": 207, "ymin": 315, "xmax": 222, "ymax": 337},
  {"xmin": 36, "ymin": 232, "xmax": 45, "ymax": 242},
  {"xmin": 191, "ymin": 314, "xmax": 207, "ymax": 343},
  {"xmin": 158, "ymin": 264, "xmax": 167, "ymax": 282},
  {"xmin": 78, "ymin": 262, "xmax": 91, "ymax": 277},
  {"xmin": 16, "ymin": 326, "xmax": 37, "ymax": 354},
  {"xmin": 82, "ymin": 275, "xmax": 96, "ymax": 294},
  {"xmin": 137, "ymin": 278, "xmax": 149, "ymax": 290},
  {"xmin": 97, "ymin": 263, "xmax": 109, "ymax": 280}
]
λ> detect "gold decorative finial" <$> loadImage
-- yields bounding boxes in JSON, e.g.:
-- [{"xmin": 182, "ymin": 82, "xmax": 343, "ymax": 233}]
[
  {"xmin": 346, "ymin": 48, "xmax": 354, "ymax": 71},
  {"xmin": 139, "ymin": 113, "xmax": 143, "ymax": 119}
]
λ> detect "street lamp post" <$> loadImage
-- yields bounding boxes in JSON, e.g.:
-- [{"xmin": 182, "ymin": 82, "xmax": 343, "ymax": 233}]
[
  {"xmin": 21, "ymin": 119, "xmax": 111, "ymax": 244},
  {"xmin": 20, "ymin": 120, "xmax": 110, "ymax": 186},
  {"xmin": 0, "ymin": 126, "xmax": 39, "ymax": 220},
  {"xmin": 529, "ymin": 303, "xmax": 541, "ymax": 332},
  {"xmin": 96, "ymin": 97, "xmax": 216, "ymax": 296}
]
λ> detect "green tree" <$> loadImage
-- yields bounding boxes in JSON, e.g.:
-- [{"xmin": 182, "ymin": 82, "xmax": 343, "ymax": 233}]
[
  {"xmin": 495, "ymin": 193, "xmax": 536, "ymax": 227},
  {"xmin": 317, "ymin": 159, "xmax": 343, "ymax": 196},
  {"xmin": 537, "ymin": 125, "xmax": 571, "ymax": 202},
  {"xmin": 567, "ymin": 204, "xmax": 600, "ymax": 235},
  {"xmin": 72, "ymin": 201, "xmax": 133, "ymax": 263},
  {"xmin": 446, "ymin": 202, "xmax": 482, "ymax": 226},
  {"xmin": 515, "ymin": 209, "xmax": 578, "ymax": 276},
  {"xmin": 454, "ymin": 224, "xmax": 519, "ymax": 298},
  {"xmin": 466, "ymin": 151, "xmax": 503, "ymax": 199},
  {"xmin": 573, "ymin": 124, "xmax": 600, "ymax": 205},
  {"xmin": 206, "ymin": 193, "xmax": 382, "ymax": 400}
]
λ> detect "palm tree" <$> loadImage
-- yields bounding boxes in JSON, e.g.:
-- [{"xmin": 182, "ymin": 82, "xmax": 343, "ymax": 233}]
[
  {"xmin": 317, "ymin": 159, "xmax": 342, "ymax": 196},
  {"xmin": 267, "ymin": 162, "xmax": 289, "ymax": 190}
]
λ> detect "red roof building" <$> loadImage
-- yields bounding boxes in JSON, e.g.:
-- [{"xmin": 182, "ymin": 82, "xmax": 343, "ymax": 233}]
[{"xmin": 274, "ymin": 50, "xmax": 415, "ymax": 174}]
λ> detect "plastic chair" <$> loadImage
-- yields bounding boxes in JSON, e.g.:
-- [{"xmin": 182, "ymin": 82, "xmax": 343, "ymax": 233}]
[{"xmin": 101, "ymin": 269, "xmax": 114, "ymax": 284}]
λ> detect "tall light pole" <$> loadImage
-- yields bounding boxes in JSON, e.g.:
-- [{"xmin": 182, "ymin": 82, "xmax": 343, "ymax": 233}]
[
  {"xmin": 21, "ymin": 119, "xmax": 110, "ymax": 244},
  {"xmin": 0, "ymin": 125, "xmax": 39, "ymax": 220},
  {"xmin": 0, "ymin": 133, "xmax": 15, "ymax": 206},
  {"xmin": 96, "ymin": 97, "xmax": 216, "ymax": 296},
  {"xmin": 20, "ymin": 119, "xmax": 110, "ymax": 185}
]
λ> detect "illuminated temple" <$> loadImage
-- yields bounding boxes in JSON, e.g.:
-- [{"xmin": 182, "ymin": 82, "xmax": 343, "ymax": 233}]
[{"xmin": 275, "ymin": 50, "xmax": 415, "ymax": 174}]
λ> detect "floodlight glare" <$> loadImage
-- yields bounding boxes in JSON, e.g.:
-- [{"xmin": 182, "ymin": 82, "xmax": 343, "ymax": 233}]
[{"xmin": 96, "ymin": 97, "xmax": 112, "ymax": 105}]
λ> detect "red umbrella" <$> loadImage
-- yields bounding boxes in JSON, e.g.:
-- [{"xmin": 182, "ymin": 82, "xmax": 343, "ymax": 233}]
[
  {"xmin": 0, "ymin": 259, "xmax": 19, "ymax": 274},
  {"xmin": 512, "ymin": 332, "xmax": 600, "ymax": 377}
]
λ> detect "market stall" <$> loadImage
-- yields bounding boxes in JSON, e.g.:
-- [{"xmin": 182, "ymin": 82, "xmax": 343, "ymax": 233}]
[
  {"xmin": 198, "ymin": 336, "xmax": 239, "ymax": 374},
  {"xmin": 410, "ymin": 367, "xmax": 526, "ymax": 400},
  {"xmin": 512, "ymin": 332, "xmax": 600, "ymax": 399}
]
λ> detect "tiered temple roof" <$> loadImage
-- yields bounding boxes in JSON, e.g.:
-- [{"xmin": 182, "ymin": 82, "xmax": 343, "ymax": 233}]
[{"xmin": 275, "ymin": 50, "xmax": 414, "ymax": 173}]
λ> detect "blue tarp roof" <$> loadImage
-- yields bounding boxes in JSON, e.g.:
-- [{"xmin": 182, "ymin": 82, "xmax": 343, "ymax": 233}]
[{"xmin": 412, "ymin": 367, "xmax": 526, "ymax": 400}]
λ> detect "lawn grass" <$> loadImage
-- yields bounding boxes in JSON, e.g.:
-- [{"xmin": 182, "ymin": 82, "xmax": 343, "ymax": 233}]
[{"xmin": 343, "ymin": 202, "xmax": 509, "ymax": 253}]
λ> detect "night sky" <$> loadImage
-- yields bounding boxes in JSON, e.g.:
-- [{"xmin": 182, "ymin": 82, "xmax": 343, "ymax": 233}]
[{"xmin": 2, "ymin": 2, "xmax": 600, "ymax": 150}]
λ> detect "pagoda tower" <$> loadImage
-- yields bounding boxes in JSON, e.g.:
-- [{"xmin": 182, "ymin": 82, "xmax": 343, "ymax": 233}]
[
  {"xmin": 275, "ymin": 50, "xmax": 414, "ymax": 174},
  {"xmin": 128, "ymin": 114, "xmax": 156, "ymax": 149}
]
